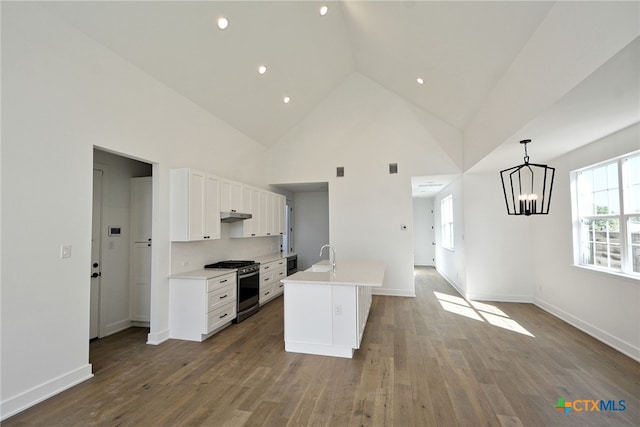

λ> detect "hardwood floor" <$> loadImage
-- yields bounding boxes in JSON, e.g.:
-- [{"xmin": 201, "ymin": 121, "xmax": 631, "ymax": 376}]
[{"xmin": 5, "ymin": 267, "xmax": 639, "ymax": 426}]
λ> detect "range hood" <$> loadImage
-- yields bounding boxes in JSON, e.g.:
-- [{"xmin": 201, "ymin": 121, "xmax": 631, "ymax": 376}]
[{"xmin": 220, "ymin": 211, "xmax": 252, "ymax": 222}]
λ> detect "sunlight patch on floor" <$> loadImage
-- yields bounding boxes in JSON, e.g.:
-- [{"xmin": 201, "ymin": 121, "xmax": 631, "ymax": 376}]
[
  {"xmin": 438, "ymin": 300, "xmax": 484, "ymax": 321},
  {"xmin": 433, "ymin": 291, "xmax": 535, "ymax": 337}
]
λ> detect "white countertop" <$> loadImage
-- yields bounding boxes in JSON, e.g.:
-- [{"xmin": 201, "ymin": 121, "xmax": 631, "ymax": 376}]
[
  {"xmin": 282, "ymin": 260, "xmax": 385, "ymax": 287},
  {"xmin": 169, "ymin": 268, "xmax": 236, "ymax": 280},
  {"xmin": 254, "ymin": 252, "xmax": 294, "ymax": 264}
]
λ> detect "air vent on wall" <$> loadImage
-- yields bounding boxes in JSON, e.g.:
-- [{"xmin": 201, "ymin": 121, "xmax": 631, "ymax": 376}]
[
  {"xmin": 389, "ymin": 163, "xmax": 398, "ymax": 174},
  {"xmin": 337, "ymin": 167, "xmax": 344, "ymax": 177}
]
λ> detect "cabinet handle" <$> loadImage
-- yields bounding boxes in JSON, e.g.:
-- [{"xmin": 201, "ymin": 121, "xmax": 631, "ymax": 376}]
[
  {"xmin": 219, "ymin": 294, "xmax": 228, "ymax": 299},
  {"xmin": 251, "ymin": 234, "xmax": 256, "ymax": 236},
  {"xmin": 220, "ymin": 279, "xmax": 228, "ymax": 283},
  {"xmin": 267, "ymin": 233, "xmax": 271, "ymax": 236},
  {"xmin": 264, "ymin": 291, "xmax": 270, "ymax": 296},
  {"xmin": 264, "ymin": 266, "xmax": 270, "ymax": 269},
  {"xmin": 219, "ymin": 313, "xmax": 228, "ymax": 319},
  {"xmin": 264, "ymin": 278, "xmax": 269, "ymax": 282}
]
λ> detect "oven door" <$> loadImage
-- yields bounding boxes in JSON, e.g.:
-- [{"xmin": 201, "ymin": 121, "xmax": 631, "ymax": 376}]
[{"xmin": 237, "ymin": 270, "xmax": 259, "ymax": 314}]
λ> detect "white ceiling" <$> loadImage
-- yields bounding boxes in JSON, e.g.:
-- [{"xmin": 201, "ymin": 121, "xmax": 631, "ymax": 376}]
[{"xmin": 42, "ymin": 1, "xmax": 639, "ymax": 177}]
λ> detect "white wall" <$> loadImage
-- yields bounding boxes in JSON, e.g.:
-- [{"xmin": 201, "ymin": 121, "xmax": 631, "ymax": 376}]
[
  {"xmin": 532, "ymin": 124, "xmax": 640, "ymax": 361},
  {"xmin": 413, "ymin": 198, "xmax": 435, "ymax": 266},
  {"xmin": 269, "ymin": 73, "xmax": 462, "ymax": 297},
  {"xmin": 463, "ymin": 173, "xmax": 533, "ymax": 302},
  {"xmin": 1, "ymin": 4, "xmax": 270, "ymax": 418},
  {"xmin": 434, "ymin": 178, "xmax": 466, "ymax": 296},
  {"xmin": 293, "ymin": 191, "xmax": 330, "ymax": 270},
  {"xmin": 93, "ymin": 149, "xmax": 152, "ymax": 335}
]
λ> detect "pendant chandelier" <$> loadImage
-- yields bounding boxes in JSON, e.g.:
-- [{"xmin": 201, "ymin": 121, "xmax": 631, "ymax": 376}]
[{"xmin": 500, "ymin": 139, "xmax": 555, "ymax": 216}]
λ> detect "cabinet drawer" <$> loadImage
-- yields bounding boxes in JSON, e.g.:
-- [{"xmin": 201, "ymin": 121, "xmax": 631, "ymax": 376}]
[
  {"xmin": 273, "ymin": 267, "xmax": 286, "ymax": 281},
  {"xmin": 207, "ymin": 301, "xmax": 236, "ymax": 333},
  {"xmin": 260, "ymin": 258, "xmax": 285, "ymax": 274},
  {"xmin": 207, "ymin": 273, "xmax": 236, "ymax": 292},
  {"xmin": 261, "ymin": 271, "xmax": 274, "ymax": 288},
  {"xmin": 208, "ymin": 283, "xmax": 236, "ymax": 312},
  {"xmin": 260, "ymin": 283, "xmax": 276, "ymax": 303}
]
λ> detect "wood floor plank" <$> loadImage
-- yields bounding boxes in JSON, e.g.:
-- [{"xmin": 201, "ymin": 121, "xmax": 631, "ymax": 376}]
[{"xmin": 4, "ymin": 268, "xmax": 639, "ymax": 426}]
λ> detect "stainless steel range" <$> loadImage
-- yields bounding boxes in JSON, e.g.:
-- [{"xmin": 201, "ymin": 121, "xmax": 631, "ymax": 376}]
[{"xmin": 205, "ymin": 260, "xmax": 260, "ymax": 322}]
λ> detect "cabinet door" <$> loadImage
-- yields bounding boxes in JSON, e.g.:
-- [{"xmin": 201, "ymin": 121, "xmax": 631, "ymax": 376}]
[
  {"xmin": 130, "ymin": 242, "xmax": 151, "ymax": 322},
  {"xmin": 131, "ymin": 177, "xmax": 152, "ymax": 243},
  {"xmin": 221, "ymin": 179, "xmax": 243, "ymax": 213},
  {"xmin": 277, "ymin": 194, "xmax": 286, "ymax": 236},
  {"xmin": 188, "ymin": 170, "xmax": 206, "ymax": 240},
  {"xmin": 258, "ymin": 190, "xmax": 268, "ymax": 236},
  {"xmin": 266, "ymin": 192, "xmax": 275, "ymax": 236},
  {"xmin": 204, "ymin": 174, "xmax": 221, "ymax": 240}
]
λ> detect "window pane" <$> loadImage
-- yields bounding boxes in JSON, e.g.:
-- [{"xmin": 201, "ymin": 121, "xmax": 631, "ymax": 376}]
[
  {"xmin": 608, "ymin": 189, "xmax": 620, "ymax": 214},
  {"xmin": 629, "ymin": 216, "xmax": 640, "ymax": 273},
  {"xmin": 593, "ymin": 166, "xmax": 607, "ymax": 191},
  {"xmin": 584, "ymin": 219, "xmax": 621, "ymax": 270},
  {"xmin": 594, "ymin": 191, "xmax": 608, "ymax": 214},
  {"xmin": 627, "ymin": 185, "xmax": 640, "ymax": 214}
]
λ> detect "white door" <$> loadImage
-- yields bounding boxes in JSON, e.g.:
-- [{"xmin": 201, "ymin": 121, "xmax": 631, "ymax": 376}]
[{"xmin": 90, "ymin": 169, "xmax": 103, "ymax": 339}]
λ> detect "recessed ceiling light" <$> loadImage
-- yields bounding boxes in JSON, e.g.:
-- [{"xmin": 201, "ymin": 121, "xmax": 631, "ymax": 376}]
[
  {"xmin": 217, "ymin": 17, "xmax": 229, "ymax": 30},
  {"xmin": 320, "ymin": 6, "xmax": 328, "ymax": 16},
  {"xmin": 416, "ymin": 77, "xmax": 424, "ymax": 85},
  {"xmin": 283, "ymin": 96, "xmax": 291, "ymax": 104},
  {"xmin": 258, "ymin": 65, "xmax": 267, "ymax": 75}
]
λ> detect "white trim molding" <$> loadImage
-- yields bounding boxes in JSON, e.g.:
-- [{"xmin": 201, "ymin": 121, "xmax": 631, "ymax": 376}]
[{"xmin": 0, "ymin": 364, "xmax": 93, "ymax": 421}]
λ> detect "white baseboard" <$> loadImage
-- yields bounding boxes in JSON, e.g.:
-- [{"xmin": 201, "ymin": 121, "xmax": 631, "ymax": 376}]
[
  {"xmin": 147, "ymin": 328, "xmax": 170, "ymax": 345},
  {"xmin": 534, "ymin": 297, "xmax": 640, "ymax": 362},
  {"xmin": 435, "ymin": 268, "xmax": 465, "ymax": 297},
  {"xmin": 103, "ymin": 318, "xmax": 132, "ymax": 337},
  {"xmin": 372, "ymin": 288, "xmax": 415, "ymax": 297},
  {"xmin": 0, "ymin": 364, "xmax": 93, "ymax": 421},
  {"xmin": 466, "ymin": 292, "xmax": 532, "ymax": 303}
]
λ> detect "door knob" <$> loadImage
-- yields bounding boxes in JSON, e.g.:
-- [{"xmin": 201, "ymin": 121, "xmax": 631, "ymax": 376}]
[
  {"xmin": 91, "ymin": 272, "xmax": 101, "ymax": 278},
  {"xmin": 93, "ymin": 262, "xmax": 99, "ymax": 268}
]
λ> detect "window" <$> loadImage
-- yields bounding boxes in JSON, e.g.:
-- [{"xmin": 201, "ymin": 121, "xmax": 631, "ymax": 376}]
[
  {"xmin": 572, "ymin": 151, "xmax": 640, "ymax": 276},
  {"xmin": 441, "ymin": 195, "xmax": 454, "ymax": 250}
]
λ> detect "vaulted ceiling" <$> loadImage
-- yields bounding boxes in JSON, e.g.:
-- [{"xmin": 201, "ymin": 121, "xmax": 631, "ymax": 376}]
[{"xmin": 42, "ymin": 1, "xmax": 639, "ymax": 172}]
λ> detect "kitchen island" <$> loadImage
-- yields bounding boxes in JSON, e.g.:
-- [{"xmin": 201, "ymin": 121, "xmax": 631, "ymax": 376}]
[{"xmin": 282, "ymin": 260, "xmax": 385, "ymax": 358}]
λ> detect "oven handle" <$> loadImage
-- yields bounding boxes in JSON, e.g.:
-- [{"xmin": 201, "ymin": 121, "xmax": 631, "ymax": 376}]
[{"xmin": 238, "ymin": 271, "xmax": 259, "ymax": 280}]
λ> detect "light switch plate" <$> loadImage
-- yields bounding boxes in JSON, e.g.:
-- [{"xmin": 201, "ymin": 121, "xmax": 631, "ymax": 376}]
[{"xmin": 60, "ymin": 245, "xmax": 72, "ymax": 258}]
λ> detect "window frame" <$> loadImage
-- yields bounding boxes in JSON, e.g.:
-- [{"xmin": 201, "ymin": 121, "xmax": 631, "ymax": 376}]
[
  {"xmin": 441, "ymin": 195, "xmax": 454, "ymax": 251},
  {"xmin": 571, "ymin": 150, "xmax": 640, "ymax": 278}
]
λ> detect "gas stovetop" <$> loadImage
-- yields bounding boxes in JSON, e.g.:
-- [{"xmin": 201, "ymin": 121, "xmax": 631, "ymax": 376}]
[
  {"xmin": 205, "ymin": 260, "xmax": 256, "ymax": 269},
  {"xmin": 204, "ymin": 260, "xmax": 259, "ymax": 275}
]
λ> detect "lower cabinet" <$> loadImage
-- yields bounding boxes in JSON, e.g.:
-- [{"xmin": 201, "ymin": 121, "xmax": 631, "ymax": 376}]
[
  {"xmin": 259, "ymin": 258, "xmax": 287, "ymax": 305},
  {"xmin": 169, "ymin": 272, "xmax": 237, "ymax": 342}
]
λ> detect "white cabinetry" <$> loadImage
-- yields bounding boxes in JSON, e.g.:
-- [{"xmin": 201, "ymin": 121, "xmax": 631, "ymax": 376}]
[
  {"xmin": 170, "ymin": 168, "xmax": 220, "ymax": 241},
  {"xmin": 230, "ymin": 189, "xmax": 286, "ymax": 238},
  {"xmin": 130, "ymin": 177, "xmax": 152, "ymax": 323},
  {"xmin": 220, "ymin": 178, "xmax": 243, "ymax": 213},
  {"xmin": 169, "ymin": 272, "xmax": 237, "ymax": 342},
  {"xmin": 259, "ymin": 258, "xmax": 287, "ymax": 304}
]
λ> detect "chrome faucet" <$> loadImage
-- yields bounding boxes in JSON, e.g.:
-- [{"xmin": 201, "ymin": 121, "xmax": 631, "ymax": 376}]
[{"xmin": 319, "ymin": 244, "xmax": 336, "ymax": 273}]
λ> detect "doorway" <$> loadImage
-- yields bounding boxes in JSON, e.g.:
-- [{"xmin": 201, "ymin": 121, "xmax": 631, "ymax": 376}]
[
  {"xmin": 90, "ymin": 168, "xmax": 104, "ymax": 339},
  {"xmin": 91, "ymin": 149, "xmax": 152, "ymax": 340}
]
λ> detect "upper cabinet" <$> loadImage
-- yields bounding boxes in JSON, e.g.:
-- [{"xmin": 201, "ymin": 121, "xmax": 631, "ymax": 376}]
[
  {"xmin": 170, "ymin": 168, "xmax": 220, "ymax": 241},
  {"xmin": 220, "ymin": 178, "xmax": 243, "ymax": 213},
  {"xmin": 230, "ymin": 186, "xmax": 286, "ymax": 239},
  {"xmin": 171, "ymin": 168, "xmax": 285, "ymax": 241}
]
